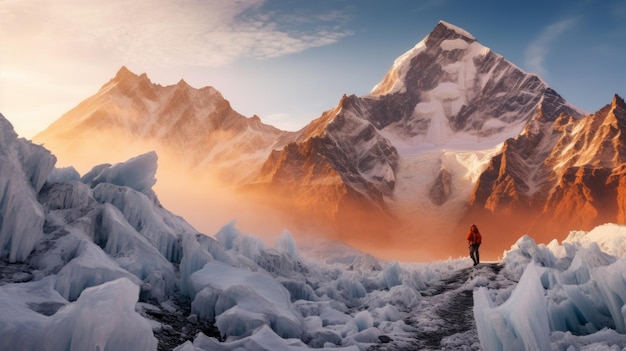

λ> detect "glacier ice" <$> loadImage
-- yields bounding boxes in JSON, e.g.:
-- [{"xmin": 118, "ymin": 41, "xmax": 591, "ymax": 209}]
[
  {"xmin": 190, "ymin": 261, "xmax": 304, "ymax": 339},
  {"xmin": 45, "ymin": 278, "xmax": 158, "ymax": 350},
  {"xmin": 474, "ymin": 263, "xmax": 551, "ymax": 351},
  {"xmin": 275, "ymin": 230, "xmax": 300, "ymax": 258},
  {"xmin": 177, "ymin": 324, "xmax": 360, "ymax": 351},
  {"xmin": 0, "ymin": 115, "xmax": 55, "ymax": 262},
  {"xmin": 54, "ymin": 238, "xmax": 142, "ymax": 301},
  {"xmin": 353, "ymin": 310, "xmax": 374, "ymax": 331},
  {"xmin": 47, "ymin": 166, "xmax": 81, "ymax": 183},
  {"xmin": 474, "ymin": 224, "xmax": 626, "ymax": 350},
  {"xmin": 82, "ymin": 151, "xmax": 158, "ymax": 195},
  {"xmin": 4, "ymin": 113, "xmax": 626, "ymax": 350},
  {"xmin": 215, "ymin": 220, "xmax": 266, "ymax": 261},
  {"xmin": 0, "ymin": 277, "xmax": 62, "ymax": 350},
  {"xmin": 0, "ymin": 277, "xmax": 157, "ymax": 350},
  {"xmin": 92, "ymin": 183, "xmax": 185, "ymax": 263}
]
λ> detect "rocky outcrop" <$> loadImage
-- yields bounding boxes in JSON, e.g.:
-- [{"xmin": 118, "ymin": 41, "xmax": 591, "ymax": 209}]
[
  {"xmin": 250, "ymin": 98, "xmax": 398, "ymax": 228},
  {"xmin": 429, "ymin": 168, "xmax": 453, "ymax": 206},
  {"xmin": 466, "ymin": 95, "xmax": 626, "ymax": 241}
]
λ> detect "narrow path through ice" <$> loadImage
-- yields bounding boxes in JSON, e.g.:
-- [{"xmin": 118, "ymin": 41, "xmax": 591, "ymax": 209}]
[{"xmin": 370, "ymin": 263, "xmax": 504, "ymax": 351}]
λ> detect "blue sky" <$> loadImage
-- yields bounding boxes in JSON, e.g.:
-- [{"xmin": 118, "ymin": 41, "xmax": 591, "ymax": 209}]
[{"xmin": 1, "ymin": 0, "xmax": 625, "ymax": 138}]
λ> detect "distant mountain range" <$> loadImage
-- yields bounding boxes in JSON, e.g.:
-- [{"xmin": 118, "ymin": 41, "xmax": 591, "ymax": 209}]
[
  {"xmin": 34, "ymin": 20, "xmax": 626, "ymax": 260},
  {"xmin": 34, "ymin": 67, "xmax": 293, "ymax": 184}
]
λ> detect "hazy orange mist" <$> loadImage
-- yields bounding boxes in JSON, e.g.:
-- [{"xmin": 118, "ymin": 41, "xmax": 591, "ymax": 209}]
[
  {"xmin": 155, "ymin": 168, "xmax": 295, "ymax": 244},
  {"xmin": 41, "ymin": 133, "xmax": 531, "ymax": 263}
]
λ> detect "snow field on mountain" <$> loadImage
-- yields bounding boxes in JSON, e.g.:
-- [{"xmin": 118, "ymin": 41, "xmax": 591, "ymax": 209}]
[
  {"xmin": 387, "ymin": 146, "xmax": 500, "ymax": 227},
  {"xmin": 369, "ymin": 38, "xmax": 427, "ymax": 96}
]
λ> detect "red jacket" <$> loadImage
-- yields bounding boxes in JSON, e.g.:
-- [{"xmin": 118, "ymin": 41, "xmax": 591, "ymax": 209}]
[{"xmin": 466, "ymin": 229, "xmax": 482, "ymax": 245}]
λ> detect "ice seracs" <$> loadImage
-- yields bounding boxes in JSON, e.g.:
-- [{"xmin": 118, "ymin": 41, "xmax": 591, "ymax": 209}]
[
  {"xmin": 474, "ymin": 226, "xmax": 626, "ymax": 350},
  {"xmin": 0, "ymin": 114, "xmax": 55, "ymax": 263},
  {"xmin": 3, "ymin": 110, "xmax": 626, "ymax": 349},
  {"xmin": 474, "ymin": 263, "xmax": 551, "ymax": 350}
]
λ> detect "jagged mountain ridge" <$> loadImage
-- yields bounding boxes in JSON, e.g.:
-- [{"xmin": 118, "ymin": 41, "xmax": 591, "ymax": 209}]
[
  {"xmin": 248, "ymin": 20, "xmax": 585, "ymax": 250},
  {"xmin": 34, "ymin": 67, "xmax": 293, "ymax": 183},
  {"xmin": 467, "ymin": 95, "xmax": 626, "ymax": 244},
  {"xmin": 33, "ymin": 20, "xmax": 619, "ymax": 259}
]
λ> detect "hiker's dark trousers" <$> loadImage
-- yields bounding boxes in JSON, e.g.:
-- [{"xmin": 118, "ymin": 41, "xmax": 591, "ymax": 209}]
[{"xmin": 469, "ymin": 244, "xmax": 480, "ymax": 265}]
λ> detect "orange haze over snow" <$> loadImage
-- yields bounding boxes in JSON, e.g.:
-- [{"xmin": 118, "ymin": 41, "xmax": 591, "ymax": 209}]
[{"xmin": 44, "ymin": 136, "xmax": 528, "ymax": 263}]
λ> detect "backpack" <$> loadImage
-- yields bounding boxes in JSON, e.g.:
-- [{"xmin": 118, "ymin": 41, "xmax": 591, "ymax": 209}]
[{"xmin": 473, "ymin": 231, "xmax": 482, "ymax": 245}]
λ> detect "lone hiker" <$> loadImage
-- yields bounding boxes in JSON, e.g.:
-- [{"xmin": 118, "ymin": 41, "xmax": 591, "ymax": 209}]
[{"xmin": 466, "ymin": 224, "xmax": 482, "ymax": 266}]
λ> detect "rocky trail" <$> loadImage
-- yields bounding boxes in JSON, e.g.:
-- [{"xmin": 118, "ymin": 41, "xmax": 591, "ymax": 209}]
[{"xmin": 371, "ymin": 263, "xmax": 511, "ymax": 351}]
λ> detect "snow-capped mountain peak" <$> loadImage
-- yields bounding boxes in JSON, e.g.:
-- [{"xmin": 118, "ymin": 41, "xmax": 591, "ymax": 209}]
[
  {"xmin": 34, "ymin": 67, "xmax": 292, "ymax": 183},
  {"xmin": 249, "ymin": 21, "xmax": 588, "ymax": 257},
  {"xmin": 32, "ymin": 20, "xmax": 621, "ymax": 264},
  {"xmin": 370, "ymin": 20, "xmax": 477, "ymax": 97}
]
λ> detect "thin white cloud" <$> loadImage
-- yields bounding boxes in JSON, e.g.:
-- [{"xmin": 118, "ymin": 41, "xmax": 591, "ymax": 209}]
[
  {"xmin": 524, "ymin": 18, "xmax": 577, "ymax": 77},
  {"xmin": 0, "ymin": 0, "xmax": 353, "ymax": 68},
  {"xmin": 0, "ymin": 0, "xmax": 354, "ymax": 137}
]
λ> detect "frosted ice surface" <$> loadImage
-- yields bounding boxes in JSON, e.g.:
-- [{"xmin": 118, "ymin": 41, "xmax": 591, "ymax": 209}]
[
  {"xmin": 382, "ymin": 261, "xmax": 402, "ymax": 289},
  {"xmin": 0, "ymin": 277, "xmax": 64, "ymax": 350},
  {"xmin": 190, "ymin": 261, "xmax": 303, "ymax": 339},
  {"xmin": 353, "ymin": 310, "xmax": 374, "ymax": 331},
  {"xmin": 182, "ymin": 324, "xmax": 360, "ymax": 351},
  {"xmin": 82, "ymin": 151, "xmax": 157, "ymax": 194},
  {"xmin": 480, "ymin": 225, "xmax": 626, "ymax": 350},
  {"xmin": 92, "ymin": 182, "xmax": 187, "ymax": 263},
  {"xmin": 180, "ymin": 234, "xmax": 215, "ymax": 297},
  {"xmin": 46, "ymin": 278, "xmax": 158, "ymax": 351},
  {"xmin": 215, "ymin": 220, "xmax": 266, "ymax": 261},
  {"xmin": 54, "ymin": 238, "xmax": 142, "ymax": 301},
  {"xmin": 275, "ymin": 230, "xmax": 301, "ymax": 258},
  {"xmin": 0, "ymin": 277, "xmax": 157, "ymax": 351},
  {"xmin": 565, "ymin": 223, "xmax": 626, "ymax": 258},
  {"xmin": 0, "ymin": 114, "xmax": 55, "ymax": 262},
  {"xmin": 474, "ymin": 263, "xmax": 551, "ymax": 351},
  {"xmin": 591, "ymin": 259, "xmax": 626, "ymax": 332},
  {"xmin": 95, "ymin": 204, "xmax": 177, "ymax": 300},
  {"xmin": 0, "ymin": 161, "xmax": 45, "ymax": 262},
  {"xmin": 47, "ymin": 166, "xmax": 81, "ymax": 183}
]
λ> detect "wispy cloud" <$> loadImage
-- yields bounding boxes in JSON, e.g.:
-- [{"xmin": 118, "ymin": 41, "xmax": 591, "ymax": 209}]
[
  {"xmin": 0, "ymin": 0, "xmax": 353, "ymax": 68},
  {"xmin": 0, "ymin": 0, "xmax": 354, "ymax": 137},
  {"xmin": 524, "ymin": 18, "xmax": 577, "ymax": 77}
]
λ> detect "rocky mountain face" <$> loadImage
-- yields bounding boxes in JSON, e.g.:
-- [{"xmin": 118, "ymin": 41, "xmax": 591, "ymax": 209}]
[
  {"xmin": 248, "ymin": 97, "xmax": 399, "ymax": 232},
  {"xmin": 247, "ymin": 21, "xmax": 584, "ymax": 253},
  {"xmin": 32, "ymin": 20, "xmax": 624, "ymax": 260},
  {"xmin": 467, "ymin": 95, "xmax": 626, "ymax": 246},
  {"xmin": 34, "ymin": 67, "xmax": 292, "ymax": 183}
]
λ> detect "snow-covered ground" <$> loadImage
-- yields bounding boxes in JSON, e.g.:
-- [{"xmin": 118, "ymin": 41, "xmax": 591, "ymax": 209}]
[{"xmin": 2, "ymin": 113, "xmax": 626, "ymax": 350}]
